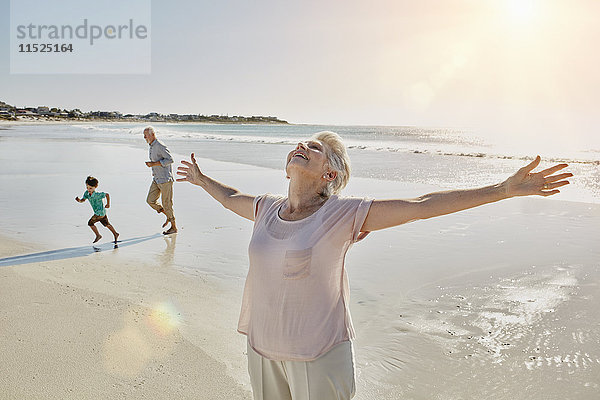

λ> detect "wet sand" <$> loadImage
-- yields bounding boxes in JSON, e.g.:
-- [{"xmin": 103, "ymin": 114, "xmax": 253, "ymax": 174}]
[{"xmin": 0, "ymin": 132, "xmax": 599, "ymax": 399}]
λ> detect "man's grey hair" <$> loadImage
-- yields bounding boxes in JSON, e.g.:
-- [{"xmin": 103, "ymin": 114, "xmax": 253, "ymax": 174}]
[
  {"xmin": 311, "ymin": 131, "xmax": 351, "ymax": 197},
  {"xmin": 144, "ymin": 126, "xmax": 156, "ymax": 135}
]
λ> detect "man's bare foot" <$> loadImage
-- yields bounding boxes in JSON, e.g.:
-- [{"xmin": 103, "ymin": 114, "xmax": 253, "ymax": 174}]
[
  {"xmin": 113, "ymin": 232, "xmax": 120, "ymax": 243},
  {"xmin": 93, "ymin": 235, "xmax": 102, "ymax": 243},
  {"xmin": 162, "ymin": 227, "xmax": 178, "ymax": 235}
]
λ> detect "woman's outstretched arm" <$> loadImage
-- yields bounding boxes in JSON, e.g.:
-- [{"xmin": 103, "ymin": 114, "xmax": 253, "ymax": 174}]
[
  {"xmin": 176, "ymin": 153, "xmax": 256, "ymax": 221},
  {"xmin": 361, "ymin": 155, "xmax": 572, "ymax": 232}
]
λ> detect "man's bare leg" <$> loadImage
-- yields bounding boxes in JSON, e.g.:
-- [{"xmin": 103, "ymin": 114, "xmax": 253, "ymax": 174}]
[
  {"xmin": 152, "ymin": 206, "xmax": 173, "ymax": 232},
  {"xmin": 153, "ymin": 206, "xmax": 170, "ymax": 227},
  {"xmin": 163, "ymin": 219, "xmax": 177, "ymax": 235}
]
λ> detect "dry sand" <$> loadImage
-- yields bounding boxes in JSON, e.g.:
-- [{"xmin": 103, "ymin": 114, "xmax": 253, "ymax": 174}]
[{"xmin": 0, "ymin": 235, "xmax": 252, "ymax": 400}]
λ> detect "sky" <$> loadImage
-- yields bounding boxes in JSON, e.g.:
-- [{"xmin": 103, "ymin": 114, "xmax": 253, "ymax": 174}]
[{"xmin": 1, "ymin": 0, "xmax": 598, "ymax": 149}]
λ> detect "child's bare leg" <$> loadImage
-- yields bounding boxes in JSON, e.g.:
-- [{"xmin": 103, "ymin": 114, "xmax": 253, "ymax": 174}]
[
  {"xmin": 106, "ymin": 224, "xmax": 119, "ymax": 242},
  {"xmin": 90, "ymin": 225, "xmax": 102, "ymax": 243}
]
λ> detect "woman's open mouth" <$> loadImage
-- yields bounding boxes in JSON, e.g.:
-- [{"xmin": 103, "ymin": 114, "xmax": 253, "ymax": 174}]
[{"xmin": 293, "ymin": 151, "xmax": 308, "ymax": 160}]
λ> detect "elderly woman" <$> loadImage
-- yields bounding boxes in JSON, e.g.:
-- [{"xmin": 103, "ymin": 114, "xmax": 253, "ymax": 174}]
[{"xmin": 176, "ymin": 131, "xmax": 571, "ymax": 400}]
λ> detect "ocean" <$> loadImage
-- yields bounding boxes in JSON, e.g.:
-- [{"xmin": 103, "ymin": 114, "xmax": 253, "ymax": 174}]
[{"xmin": 5, "ymin": 122, "xmax": 599, "ymax": 203}]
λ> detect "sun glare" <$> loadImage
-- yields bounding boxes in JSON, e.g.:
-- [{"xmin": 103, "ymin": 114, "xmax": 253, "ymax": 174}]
[{"xmin": 506, "ymin": 0, "xmax": 536, "ymax": 24}]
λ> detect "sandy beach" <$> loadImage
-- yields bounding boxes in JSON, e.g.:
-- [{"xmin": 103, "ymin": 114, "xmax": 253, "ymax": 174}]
[
  {"xmin": 0, "ymin": 235, "xmax": 251, "ymax": 399},
  {"xmin": 1, "ymin": 125, "xmax": 599, "ymax": 399}
]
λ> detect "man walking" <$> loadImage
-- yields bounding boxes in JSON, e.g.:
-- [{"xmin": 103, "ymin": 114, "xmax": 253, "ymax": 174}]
[{"xmin": 144, "ymin": 126, "xmax": 177, "ymax": 234}]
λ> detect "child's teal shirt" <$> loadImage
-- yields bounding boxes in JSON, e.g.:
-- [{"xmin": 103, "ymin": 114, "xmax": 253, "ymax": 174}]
[{"xmin": 83, "ymin": 191, "xmax": 106, "ymax": 216}]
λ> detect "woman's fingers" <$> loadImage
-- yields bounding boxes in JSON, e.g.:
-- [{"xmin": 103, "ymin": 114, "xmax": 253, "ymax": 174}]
[
  {"xmin": 539, "ymin": 180, "xmax": 570, "ymax": 196},
  {"xmin": 180, "ymin": 155, "xmax": 200, "ymax": 170},
  {"xmin": 544, "ymin": 172, "xmax": 573, "ymax": 183},
  {"xmin": 176, "ymin": 169, "xmax": 194, "ymax": 178},
  {"xmin": 538, "ymin": 163, "xmax": 569, "ymax": 177},
  {"xmin": 520, "ymin": 155, "xmax": 541, "ymax": 174},
  {"xmin": 543, "ymin": 180, "xmax": 570, "ymax": 190},
  {"xmin": 540, "ymin": 189, "xmax": 561, "ymax": 196},
  {"xmin": 505, "ymin": 155, "xmax": 573, "ymax": 197},
  {"xmin": 175, "ymin": 170, "xmax": 193, "ymax": 183},
  {"xmin": 176, "ymin": 154, "xmax": 201, "ymax": 184}
]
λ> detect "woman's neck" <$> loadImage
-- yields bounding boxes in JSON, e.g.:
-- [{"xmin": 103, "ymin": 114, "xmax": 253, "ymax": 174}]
[{"xmin": 284, "ymin": 179, "xmax": 329, "ymax": 217}]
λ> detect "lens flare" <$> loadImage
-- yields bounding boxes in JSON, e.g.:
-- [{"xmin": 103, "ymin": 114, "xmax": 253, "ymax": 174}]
[
  {"xmin": 103, "ymin": 325, "xmax": 151, "ymax": 377},
  {"xmin": 147, "ymin": 301, "xmax": 182, "ymax": 336}
]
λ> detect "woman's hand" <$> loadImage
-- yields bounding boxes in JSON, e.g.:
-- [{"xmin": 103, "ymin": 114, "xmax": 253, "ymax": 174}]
[
  {"xmin": 176, "ymin": 153, "xmax": 205, "ymax": 186},
  {"xmin": 502, "ymin": 155, "xmax": 572, "ymax": 197},
  {"xmin": 176, "ymin": 152, "xmax": 256, "ymax": 220}
]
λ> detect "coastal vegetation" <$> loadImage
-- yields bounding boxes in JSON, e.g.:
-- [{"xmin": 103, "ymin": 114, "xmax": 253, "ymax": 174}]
[{"xmin": 0, "ymin": 100, "xmax": 288, "ymax": 124}]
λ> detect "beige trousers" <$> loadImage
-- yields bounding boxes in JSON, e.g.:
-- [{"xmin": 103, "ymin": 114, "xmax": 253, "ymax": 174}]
[
  {"xmin": 146, "ymin": 180, "xmax": 174, "ymax": 220},
  {"xmin": 247, "ymin": 340, "xmax": 356, "ymax": 400}
]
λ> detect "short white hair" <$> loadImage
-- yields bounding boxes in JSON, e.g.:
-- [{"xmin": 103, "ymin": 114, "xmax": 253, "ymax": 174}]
[
  {"xmin": 144, "ymin": 125, "xmax": 156, "ymax": 135},
  {"xmin": 311, "ymin": 131, "xmax": 351, "ymax": 196}
]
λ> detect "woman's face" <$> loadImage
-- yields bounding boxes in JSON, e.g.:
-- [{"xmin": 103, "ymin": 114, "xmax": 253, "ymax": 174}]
[{"xmin": 285, "ymin": 139, "xmax": 329, "ymax": 180}]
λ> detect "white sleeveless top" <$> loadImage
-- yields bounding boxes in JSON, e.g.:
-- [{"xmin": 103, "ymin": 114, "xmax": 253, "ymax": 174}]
[{"xmin": 237, "ymin": 194, "xmax": 373, "ymax": 361}]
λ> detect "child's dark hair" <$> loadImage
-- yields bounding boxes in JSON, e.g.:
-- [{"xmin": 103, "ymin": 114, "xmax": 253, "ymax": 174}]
[{"xmin": 86, "ymin": 176, "xmax": 99, "ymax": 187}]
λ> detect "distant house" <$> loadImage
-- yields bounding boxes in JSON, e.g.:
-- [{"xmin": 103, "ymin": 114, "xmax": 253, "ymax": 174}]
[
  {"xmin": 0, "ymin": 110, "xmax": 15, "ymax": 119},
  {"xmin": 36, "ymin": 106, "xmax": 50, "ymax": 115},
  {"xmin": 90, "ymin": 111, "xmax": 121, "ymax": 118},
  {"xmin": 17, "ymin": 109, "xmax": 36, "ymax": 116}
]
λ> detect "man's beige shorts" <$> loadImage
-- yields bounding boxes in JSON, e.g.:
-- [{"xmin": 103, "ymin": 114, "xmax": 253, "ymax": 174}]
[{"xmin": 247, "ymin": 340, "xmax": 356, "ymax": 400}]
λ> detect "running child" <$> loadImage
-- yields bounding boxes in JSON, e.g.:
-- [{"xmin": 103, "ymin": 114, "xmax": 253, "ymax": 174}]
[{"xmin": 75, "ymin": 176, "xmax": 119, "ymax": 243}]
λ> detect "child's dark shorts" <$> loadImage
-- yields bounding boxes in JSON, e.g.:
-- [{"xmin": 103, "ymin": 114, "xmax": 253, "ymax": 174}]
[{"xmin": 88, "ymin": 214, "xmax": 109, "ymax": 227}]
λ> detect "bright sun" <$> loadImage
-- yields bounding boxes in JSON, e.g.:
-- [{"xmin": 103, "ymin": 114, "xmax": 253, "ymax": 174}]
[{"xmin": 506, "ymin": 0, "xmax": 536, "ymax": 23}]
